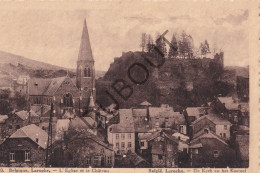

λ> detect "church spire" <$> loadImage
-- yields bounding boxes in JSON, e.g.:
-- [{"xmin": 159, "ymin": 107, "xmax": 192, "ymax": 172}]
[{"xmin": 78, "ymin": 19, "xmax": 94, "ymax": 62}]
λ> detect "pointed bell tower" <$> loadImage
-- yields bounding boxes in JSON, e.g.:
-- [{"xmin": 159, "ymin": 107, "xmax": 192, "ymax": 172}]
[{"xmin": 76, "ymin": 19, "xmax": 96, "ymax": 102}]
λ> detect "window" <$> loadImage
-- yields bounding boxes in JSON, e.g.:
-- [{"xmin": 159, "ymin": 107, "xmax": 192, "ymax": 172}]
[
  {"xmin": 9, "ymin": 152, "xmax": 15, "ymax": 162},
  {"xmin": 107, "ymin": 156, "xmax": 112, "ymax": 164},
  {"xmin": 128, "ymin": 134, "xmax": 131, "ymax": 139},
  {"xmin": 86, "ymin": 158, "xmax": 91, "ymax": 165},
  {"xmin": 25, "ymin": 151, "xmax": 30, "ymax": 161},
  {"xmin": 220, "ymin": 133, "xmax": 222, "ymax": 137},
  {"xmin": 16, "ymin": 125, "xmax": 20, "ymax": 129},
  {"xmin": 63, "ymin": 93, "xmax": 73, "ymax": 107},
  {"xmin": 9, "ymin": 125, "xmax": 12, "ymax": 129},
  {"xmin": 158, "ymin": 154, "xmax": 163, "ymax": 160},
  {"xmin": 128, "ymin": 142, "xmax": 131, "ymax": 148},
  {"xmin": 116, "ymin": 143, "xmax": 119, "ymax": 148},
  {"xmin": 224, "ymin": 125, "xmax": 227, "ymax": 130},
  {"xmin": 214, "ymin": 151, "xmax": 219, "ymax": 158},
  {"xmin": 223, "ymin": 133, "xmax": 226, "ymax": 138},
  {"xmin": 121, "ymin": 134, "xmax": 125, "ymax": 140},
  {"xmin": 84, "ymin": 67, "xmax": 91, "ymax": 77},
  {"xmin": 180, "ymin": 126, "xmax": 184, "ymax": 133},
  {"xmin": 140, "ymin": 142, "xmax": 144, "ymax": 147},
  {"xmin": 101, "ymin": 148, "xmax": 104, "ymax": 153},
  {"xmin": 121, "ymin": 142, "xmax": 125, "ymax": 148},
  {"xmin": 116, "ymin": 134, "xmax": 119, "ymax": 140},
  {"xmin": 194, "ymin": 149, "xmax": 199, "ymax": 154},
  {"xmin": 94, "ymin": 156, "xmax": 98, "ymax": 164}
]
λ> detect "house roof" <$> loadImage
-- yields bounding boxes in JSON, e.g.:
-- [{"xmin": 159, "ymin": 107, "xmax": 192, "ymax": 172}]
[
  {"xmin": 70, "ymin": 116, "xmax": 96, "ymax": 130},
  {"xmin": 140, "ymin": 101, "xmax": 152, "ymax": 106},
  {"xmin": 10, "ymin": 124, "xmax": 48, "ymax": 149},
  {"xmin": 134, "ymin": 118, "xmax": 152, "ymax": 133},
  {"xmin": 0, "ymin": 115, "xmax": 8, "ymax": 123},
  {"xmin": 15, "ymin": 110, "xmax": 29, "ymax": 120},
  {"xmin": 109, "ymin": 109, "xmax": 135, "ymax": 133},
  {"xmin": 191, "ymin": 128, "xmax": 228, "ymax": 146},
  {"xmin": 218, "ymin": 97, "xmax": 240, "ymax": 110},
  {"xmin": 191, "ymin": 113, "xmax": 231, "ymax": 126},
  {"xmin": 185, "ymin": 107, "xmax": 209, "ymax": 119},
  {"xmin": 236, "ymin": 135, "xmax": 249, "ymax": 161}
]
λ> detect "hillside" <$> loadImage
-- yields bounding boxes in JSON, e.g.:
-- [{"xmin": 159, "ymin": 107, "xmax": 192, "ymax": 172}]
[
  {"xmin": 96, "ymin": 51, "xmax": 248, "ymax": 109},
  {"xmin": 0, "ymin": 51, "xmax": 105, "ymax": 86}
]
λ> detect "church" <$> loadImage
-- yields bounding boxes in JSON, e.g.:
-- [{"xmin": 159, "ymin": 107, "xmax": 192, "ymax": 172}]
[{"xmin": 27, "ymin": 19, "xmax": 96, "ymax": 119}]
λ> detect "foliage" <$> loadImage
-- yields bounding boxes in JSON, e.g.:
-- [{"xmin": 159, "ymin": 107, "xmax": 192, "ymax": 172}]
[
  {"xmin": 168, "ymin": 33, "xmax": 178, "ymax": 58},
  {"xmin": 140, "ymin": 33, "xmax": 147, "ymax": 52},
  {"xmin": 178, "ymin": 31, "xmax": 194, "ymax": 58}
]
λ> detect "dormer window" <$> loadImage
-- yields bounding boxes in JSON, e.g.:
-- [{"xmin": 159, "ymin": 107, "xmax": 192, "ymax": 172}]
[{"xmin": 34, "ymin": 82, "xmax": 38, "ymax": 86}]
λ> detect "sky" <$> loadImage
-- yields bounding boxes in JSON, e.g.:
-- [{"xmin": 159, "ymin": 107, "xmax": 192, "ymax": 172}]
[{"xmin": 0, "ymin": 1, "xmax": 250, "ymax": 71}]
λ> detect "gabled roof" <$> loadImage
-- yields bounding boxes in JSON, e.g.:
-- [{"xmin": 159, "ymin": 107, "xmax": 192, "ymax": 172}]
[
  {"xmin": 28, "ymin": 76, "xmax": 77, "ymax": 96},
  {"xmin": 70, "ymin": 116, "xmax": 96, "ymax": 130},
  {"xmin": 15, "ymin": 110, "xmax": 29, "ymax": 120},
  {"xmin": 109, "ymin": 109, "xmax": 135, "ymax": 133},
  {"xmin": 28, "ymin": 78, "xmax": 52, "ymax": 95},
  {"xmin": 191, "ymin": 128, "xmax": 228, "ymax": 146},
  {"xmin": 185, "ymin": 107, "xmax": 209, "ymax": 119},
  {"xmin": 218, "ymin": 97, "xmax": 240, "ymax": 110},
  {"xmin": 10, "ymin": 124, "xmax": 48, "ymax": 149},
  {"xmin": 191, "ymin": 113, "xmax": 231, "ymax": 126},
  {"xmin": 140, "ymin": 101, "xmax": 152, "ymax": 106},
  {"xmin": 44, "ymin": 77, "xmax": 67, "ymax": 95},
  {"xmin": 78, "ymin": 19, "xmax": 94, "ymax": 62}
]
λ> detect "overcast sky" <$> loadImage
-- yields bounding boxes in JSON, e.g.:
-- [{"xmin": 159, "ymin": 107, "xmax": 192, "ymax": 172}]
[{"xmin": 0, "ymin": 1, "xmax": 250, "ymax": 71}]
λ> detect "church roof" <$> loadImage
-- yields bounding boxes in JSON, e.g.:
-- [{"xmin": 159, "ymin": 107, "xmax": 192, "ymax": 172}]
[
  {"xmin": 78, "ymin": 19, "xmax": 94, "ymax": 62},
  {"xmin": 28, "ymin": 76, "xmax": 75, "ymax": 96}
]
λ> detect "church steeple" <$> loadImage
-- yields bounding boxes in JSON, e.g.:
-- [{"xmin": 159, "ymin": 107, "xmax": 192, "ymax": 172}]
[
  {"xmin": 78, "ymin": 19, "xmax": 94, "ymax": 62},
  {"xmin": 76, "ymin": 18, "xmax": 96, "ymax": 108}
]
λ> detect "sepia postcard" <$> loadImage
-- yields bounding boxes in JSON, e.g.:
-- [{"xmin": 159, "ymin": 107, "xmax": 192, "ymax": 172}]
[{"xmin": 0, "ymin": 0, "xmax": 258, "ymax": 172}]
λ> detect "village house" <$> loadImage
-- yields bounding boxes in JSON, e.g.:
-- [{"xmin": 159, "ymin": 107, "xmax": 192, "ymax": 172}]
[
  {"xmin": 0, "ymin": 124, "xmax": 48, "ymax": 167},
  {"xmin": 107, "ymin": 109, "xmax": 135, "ymax": 155},
  {"xmin": 140, "ymin": 130, "xmax": 181, "ymax": 168},
  {"xmin": 97, "ymin": 110, "xmax": 114, "ymax": 129},
  {"xmin": 189, "ymin": 128, "xmax": 236, "ymax": 168},
  {"xmin": 183, "ymin": 107, "xmax": 210, "ymax": 124},
  {"xmin": 212, "ymin": 97, "xmax": 241, "ymax": 124},
  {"xmin": 0, "ymin": 110, "xmax": 40, "ymax": 139},
  {"xmin": 191, "ymin": 111, "xmax": 232, "ymax": 140},
  {"xmin": 149, "ymin": 104, "xmax": 187, "ymax": 134}
]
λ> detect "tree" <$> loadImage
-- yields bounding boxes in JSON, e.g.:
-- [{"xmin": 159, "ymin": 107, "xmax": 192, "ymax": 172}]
[
  {"xmin": 140, "ymin": 33, "xmax": 147, "ymax": 52},
  {"xmin": 200, "ymin": 40, "xmax": 210, "ymax": 57},
  {"xmin": 168, "ymin": 33, "xmax": 178, "ymax": 58},
  {"xmin": 146, "ymin": 34, "xmax": 154, "ymax": 53},
  {"xmin": 155, "ymin": 33, "xmax": 167, "ymax": 57},
  {"xmin": 178, "ymin": 31, "xmax": 194, "ymax": 59}
]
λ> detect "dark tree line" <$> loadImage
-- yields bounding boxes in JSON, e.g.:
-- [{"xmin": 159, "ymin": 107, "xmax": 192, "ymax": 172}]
[{"xmin": 139, "ymin": 31, "xmax": 212, "ymax": 59}]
